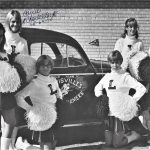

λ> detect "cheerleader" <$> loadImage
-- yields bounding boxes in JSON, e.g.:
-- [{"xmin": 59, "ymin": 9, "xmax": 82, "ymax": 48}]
[
  {"xmin": 4, "ymin": 9, "xmax": 28, "ymax": 55},
  {"xmin": 95, "ymin": 50, "xmax": 146, "ymax": 148},
  {"xmin": 16, "ymin": 55, "xmax": 62, "ymax": 150},
  {"xmin": 114, "ymin": 17, "xmax": 147, "ymax": 71},
  {"xmin": 0, "ymin": 23, "xmax": 21, "ymax": 150},
  {"xmin": 3, "ymin": 9, "xmax": 32, "ymax": 149},
  {"xmin": 114, "ymin": 17, "xmax": 150, "ymax": 139}
]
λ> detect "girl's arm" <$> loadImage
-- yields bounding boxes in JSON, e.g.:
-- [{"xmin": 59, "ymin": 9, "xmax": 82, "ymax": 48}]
[
  {"xmin": 22, "ymin": 39, "xmax": 29, "ymax": 55},
  {"xmin": 125, "ymin": 73, "xmax": 146, "ymax": 102},
  {"xmin": 128, "ymin": 41, "xmax": 144, "ymax": 58},
  {"xmin": 139, "ymin": 41, "xmax": 144, "ymax": 52},
  {"xmin": 15, "ymin": 82, "xmax": 33, "ymax": 110},
  {"xmin": 114, "ymin": 38, "xmax": 122, "ymax": 52},
  {"xmin": 55, "ymin": 79, "xmax": 63, "ymax": 99},
  {"xmin": 94, "ymin": 76, "xmax": 106, "ymax": 97}
]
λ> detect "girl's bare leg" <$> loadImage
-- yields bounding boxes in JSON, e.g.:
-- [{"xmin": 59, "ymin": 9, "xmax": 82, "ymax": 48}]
[
  {"xmin": 9, "ymin": 127, "xmax": 18, "ymax": 149},
  {"xmin": 1, "ymin": 121, "xmax": 14, "ymax": 150}
]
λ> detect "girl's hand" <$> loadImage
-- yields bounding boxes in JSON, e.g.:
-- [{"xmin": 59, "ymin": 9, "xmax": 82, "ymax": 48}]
[
  {"xmin": 26, "ymin": 105, "xmax": 31, "ymax": 112},
  {"xmin": 146, "ymin": 83, "xmax": 150, "ymax": 93},
  {"xmin": 142, "ymin": 109, "xmax": 150, "ymax": 130}
]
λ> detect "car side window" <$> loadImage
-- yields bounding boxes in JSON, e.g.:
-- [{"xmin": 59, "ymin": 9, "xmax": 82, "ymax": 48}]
[
  {"xmin": 30, "ymin": 43, "xmax": 55, "ymax": 60},
  {"xmin": 57, "ymin": 44, "xmax": 85, "ymax": 67},
  {"xmin": 30, "ymin": 42, "xmax": 85, "ymax": 68}
]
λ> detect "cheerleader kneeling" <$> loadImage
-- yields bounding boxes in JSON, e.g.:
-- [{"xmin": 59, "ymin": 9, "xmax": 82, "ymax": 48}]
[{"xmin": 95, "ymin": 50, "xmax": 146, "ymax": 148}]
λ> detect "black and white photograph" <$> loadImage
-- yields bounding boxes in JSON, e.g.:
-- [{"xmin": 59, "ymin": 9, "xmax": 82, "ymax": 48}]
[{"xmin": 0, "ymin": 0, "xmax": 150, "ymax": 150}]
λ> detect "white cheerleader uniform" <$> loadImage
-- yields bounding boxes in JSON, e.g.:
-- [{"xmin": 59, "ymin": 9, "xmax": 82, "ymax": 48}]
[
  {"xmin": 95, "ymin": 69, "xmax": 146, "ymax": 121},
  {"xmin": 114, "ymin": 35, "xmax": 145, "ymax": 70},
  {"xmin": 4, "ymin": 30, "xmax": 28, "ymax": 55},
  {"xmin": 16, "ymin": 74, "xmax": 62, "ymax": 131}
]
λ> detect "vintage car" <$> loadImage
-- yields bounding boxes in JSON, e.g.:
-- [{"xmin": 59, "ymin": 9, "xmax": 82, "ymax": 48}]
[{"xmin": 19, "ymin": 27, "xmax": 111, "ymax": 146}]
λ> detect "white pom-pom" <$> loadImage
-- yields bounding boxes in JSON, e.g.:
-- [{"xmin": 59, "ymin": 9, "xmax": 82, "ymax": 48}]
[
  {"xmin": 0, "ymin": 61, "xmax": 21, "ymax": 93},
  {"xmin": 25, "ymin": 103, "xmax": 57, "ymax": 131},
  {"xmin": 129, "ymin": 51, "xmax": 148, "ymax": 80},
  {"xmin": 15, "ymin": 54, "xmax": 36, "ymax": 82},
  {"xmin": 121, "ymin": 55, "xmax": 130, "ymax": 71},
  {"xmin": 109, "ymin": 92, "xmax": 138, "ymax": 121}
]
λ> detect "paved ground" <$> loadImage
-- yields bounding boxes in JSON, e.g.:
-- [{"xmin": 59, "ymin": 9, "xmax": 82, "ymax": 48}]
[
  {"xmin": 12, "ymin": 135, "xmax": 150, "ymax": 150},
  {"xmin": 55, "ymin": 137, "xmax": 150, "ymax": 150},
  {"xmin": 55, "ymin": 140, "xmax": 149, "ymax": 150},
  {"xmin": 17, "ymin": 124, "xmax": 150, "ymax": 150}
]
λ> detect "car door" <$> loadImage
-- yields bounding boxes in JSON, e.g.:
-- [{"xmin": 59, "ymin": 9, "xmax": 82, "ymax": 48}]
[{"xmin": 30, "ymin": 42, "xmax": 103, "ymax": 124}]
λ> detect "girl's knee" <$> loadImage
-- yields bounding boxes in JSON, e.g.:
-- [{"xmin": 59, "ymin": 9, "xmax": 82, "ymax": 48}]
[
  {"xmin": 113, "ymin": 136, "xmax": 128, "ymax": 148},
  {"xmin": 40, "ymin": 142, "xmax": 55, "ymax": 150},
  {"xmin": 2, "ymin": 122, "xmax": 15, "ymax": 138}
]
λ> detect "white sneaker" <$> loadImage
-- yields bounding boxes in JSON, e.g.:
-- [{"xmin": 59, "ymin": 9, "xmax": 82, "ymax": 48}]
[
  {"xmin": 15, "ymin": 137, "xmax": 31, "ymax": 150},
  {"xmin": 147, "ymin": 139, "xmax": 150, "ymax": 144},
  {"xmin": 131, "ymin": 131, "xmax": 141, "ymax": 140},
  {"xmin": 15, "ymin": 137, "xmax": 40, "ymax": 150},
  {"xmin": 126, "ymin": 131, "xmax": 141, "ymax": 143}
]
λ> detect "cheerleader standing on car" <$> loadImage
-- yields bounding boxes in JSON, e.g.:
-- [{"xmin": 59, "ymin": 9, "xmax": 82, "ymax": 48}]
[
  {"xmin": 16, "ymin": 55, "xmax": 62, "ymax": 150},
  {"xmin": 94, "ymin": 50, "xmax": 146, "ymax": 148}
]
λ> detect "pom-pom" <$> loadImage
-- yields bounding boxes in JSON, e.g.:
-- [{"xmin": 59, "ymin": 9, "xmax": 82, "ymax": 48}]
[
  {"xmin": 128, "ymin": 51, "xmax": 148, "ymax": 81},
  {"xmin": 109, "ymin": 93, "xmax": 138, "ymax": 121},
  {"xmin": 0, "ymin": 61, "xmax": 21, "ymax": 93},
  {"xmin": 25, "ymin": 103, "xmax": 57, "ymax": 131},
  {"xmin": 15, "ymin": 54, "xmax": 36, "ymax": 82},
  {"xmin": 13, "ymin": 62, "xmax": 27, "ymax": 88},
  {"xmin": 138, "ymin": 56, "xmax": 150, "ymax": 82},
  {"xmin": 121, "ymin": 55, "xmax": 130, "ymax": 71}
]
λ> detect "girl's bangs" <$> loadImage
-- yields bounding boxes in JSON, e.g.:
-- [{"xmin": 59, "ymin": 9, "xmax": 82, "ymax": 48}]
[{"xmin": 127, "ymin": 21, "xmax": 138, "ymax": 28}]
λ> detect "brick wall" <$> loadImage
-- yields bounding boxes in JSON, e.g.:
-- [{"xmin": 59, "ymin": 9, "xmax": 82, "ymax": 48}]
[
  {"xmin": 0, "ymin": 8, "xmax": 150, "ymax": 60},
  {"xmin": 1, "ymin": 0, "xmax": 150, "ymax": 8}
]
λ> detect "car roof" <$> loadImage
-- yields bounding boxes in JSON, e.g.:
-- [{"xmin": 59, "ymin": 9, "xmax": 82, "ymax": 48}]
[{"xmin": 21, "ymin": 27, "xmax": 91, "ymax": 64}]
